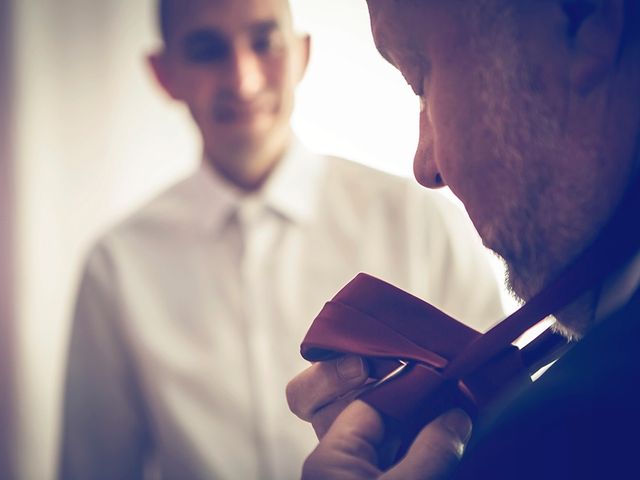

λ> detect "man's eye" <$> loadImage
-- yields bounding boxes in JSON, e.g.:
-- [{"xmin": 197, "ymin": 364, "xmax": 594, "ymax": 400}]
[
  {"xmin": 402, "ymin": 67, "xmax": 424, "ymax": 97},
  {"xmin": 183, "ymin": 32, "xmax": 229, "ymax": 63},
  {"xmin": 419, "ymin": 95, "xmax": 427, "ymax": 111},
  {"xmin": 186, "ymin": 43, "xmax": 229, "ymax": 62},
  {"xmin": 405, "ymin": 58, "xmax": 430, "ymax": 98},
  {"xmin": 406, "ymin": 76, "xmax": 423, "ymax": 97},
  {"xmin": 252, "ymin": 33, "xmax": 284, "ymax": 55}
]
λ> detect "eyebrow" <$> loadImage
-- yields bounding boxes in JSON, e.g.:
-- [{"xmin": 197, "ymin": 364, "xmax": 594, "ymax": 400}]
[
  {"xmin": 249, "ymin": 20, "xmax": 282, "ymax": 36},
  {"xmin": 181, "ymin": 29, "xmax": 226, "ymax": 53},
  {"xmin": 181, "ymin": 20, "xmax": 282, "ymax": 44}
]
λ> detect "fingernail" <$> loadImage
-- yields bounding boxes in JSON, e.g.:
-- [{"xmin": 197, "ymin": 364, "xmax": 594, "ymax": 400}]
[
  {"xmin": 337, "ymin": 355, "xmax": 365, "ymax": 380},
  {"xmin": 442, "ymin": 409, "xmax": 473, "ymax": 445}
]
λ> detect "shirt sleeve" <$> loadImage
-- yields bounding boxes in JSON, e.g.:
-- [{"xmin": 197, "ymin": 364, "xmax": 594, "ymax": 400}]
[{"xmin": 58, "ymin": 244, "xmax": 152, "ymax": 480}]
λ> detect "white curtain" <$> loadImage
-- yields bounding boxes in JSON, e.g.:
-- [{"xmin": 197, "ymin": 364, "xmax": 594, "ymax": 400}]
[{"xmin": 6, "ymin": 1, "xmax": 428, "ymax": 479}]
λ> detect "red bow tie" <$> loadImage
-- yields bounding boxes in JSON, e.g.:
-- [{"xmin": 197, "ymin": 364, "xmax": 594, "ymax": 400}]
[
  {"xmin": 301, "ymin": 179, "xmax": 640, "ymax": 460},
  {"xmin": 302, "ymin": 273, "xmax": 568, "ymax": 458}
]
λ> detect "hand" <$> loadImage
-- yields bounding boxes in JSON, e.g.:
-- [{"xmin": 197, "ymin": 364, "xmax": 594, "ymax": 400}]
[
  {"xmin": 287, "ymin": 355, "xmax": 370, "ymax": 438},
  {"xmin": 302, "ymin": 400, "xmax": 472, "ymax": 480}
]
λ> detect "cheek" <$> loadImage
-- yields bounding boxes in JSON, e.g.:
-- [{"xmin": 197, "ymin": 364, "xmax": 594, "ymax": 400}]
[
  {"xmin": 262, "ymin": 54, "xmax": 290, "ymax": 89},
  {"xmin": 428, "ymin": 73, "xmax": 473, "ymax": 190},
  {"xmin": 177, "ymin": 70, "xmax": 218, "ymax": 109},
  {"xmin": 270, "ymin": 64, "xmax": 299, "ymax": 121},
  {"xmin": 428, "ymin": 70, "xmax": 503, "ymax": 231}
]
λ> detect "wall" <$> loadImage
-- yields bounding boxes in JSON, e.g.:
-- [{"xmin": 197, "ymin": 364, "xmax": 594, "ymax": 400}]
[
  {"xmin": 12, "ymin": 2, "xmax": 197, "ymax": 478},
  {"xmin": 0, "ymin": 0, "xmax": 16, "ymax": 477},
  {"xmin": 10, "ymin": 2, "xmax": 511, "ymax": 479}
]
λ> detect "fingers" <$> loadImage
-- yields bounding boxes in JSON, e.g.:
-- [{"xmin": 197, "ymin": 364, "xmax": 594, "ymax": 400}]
[
  {"xmin": 287, "ymin": 355, "xmax": 368, "ymax": 423},
  {"xmin": 301, "ymin": 402, "xmax": 472, "ymax": 480},
  {"xmin": 382, "ymin": 409, "xmax": 472, "ymax": 480},
  {"xmin": 310, "ymin": 397, "xmax": 353, "ymax": 439},
  {"xmin": 288, "ymin": 357, "xmax": 472, "ymax": 480},
  {"xmin": 302, "ymin": 400, "xmax": 385, "ymax": 480}
]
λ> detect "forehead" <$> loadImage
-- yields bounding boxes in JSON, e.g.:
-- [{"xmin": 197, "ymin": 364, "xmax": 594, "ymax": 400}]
[
  {"xmin": 166, "ymin": 0, "xmax": 292, "ymax": 41},
  {"xmin": 367, "ymin": 1, "xmax": 454, "ymax": 55},
  {"xmin": 366, "ymin": 1, "xmax": 498, "ymax": 66}
]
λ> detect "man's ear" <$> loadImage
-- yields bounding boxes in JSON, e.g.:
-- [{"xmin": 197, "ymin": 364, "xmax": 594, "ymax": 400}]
[
  {"xmin": 294, "ymin": 34, "xmax": 311, "ymax": 84},
  {"xmin": 562, "ymin": 0, "xmax": 625, "ymax": 95},
  {"xmin": 147, "ymin": 50, "xmax": 181, "ymax": 100}
]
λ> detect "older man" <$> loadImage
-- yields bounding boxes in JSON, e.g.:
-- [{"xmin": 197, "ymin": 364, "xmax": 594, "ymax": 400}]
[
  {"xmin": 288, "ymin": 1, "xmax": 640, "ymax": 478},
  {"xmin": 58, "ymin": 0, "xmax": 506, "ymax": 479}
]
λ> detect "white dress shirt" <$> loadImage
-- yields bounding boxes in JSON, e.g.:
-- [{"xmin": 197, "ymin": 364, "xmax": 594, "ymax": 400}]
[{"xmin": 60, "ymin": 141, "xmax": 506, "ymax": 480}]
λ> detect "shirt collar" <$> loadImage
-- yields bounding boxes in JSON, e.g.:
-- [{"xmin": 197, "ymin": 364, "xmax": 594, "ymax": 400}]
[
  {"xmin": 596, "ymin": 248, "xmax": 640, "ymax": 321},
  {"xmin": 259, "ymin": 138, "xmax": 325, "ymax": 225},
  {"xmin": 179, "ymin": 138, "xmax": 325, "ymax": 234}
]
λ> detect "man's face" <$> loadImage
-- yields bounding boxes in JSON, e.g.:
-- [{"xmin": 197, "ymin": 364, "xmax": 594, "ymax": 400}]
[
  {"xmin": 153, "ymin": 0, "xmax": 307, "ymax": 186},
  {"xmin": 367, "ymin": 0, "xmax": 632, "ymax": 304}
]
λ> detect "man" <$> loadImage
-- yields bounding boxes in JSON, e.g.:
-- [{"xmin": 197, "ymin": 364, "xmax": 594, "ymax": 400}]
[
  {"xmin": 287, "ymin": 0, "xmax": 640, "ymax": 478},
  {"xmin": 58, "ymin": 0, "xmax": 505, "ymax": 479}
]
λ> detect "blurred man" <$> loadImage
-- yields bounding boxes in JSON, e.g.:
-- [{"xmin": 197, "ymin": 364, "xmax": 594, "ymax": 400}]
[
  {"xmin": 59, "ymin": 0, "xmax": 506, "ymax": 479},
  {"xmin": 288, "ymin": 1, "xmax": 640, "ymax": 478}
]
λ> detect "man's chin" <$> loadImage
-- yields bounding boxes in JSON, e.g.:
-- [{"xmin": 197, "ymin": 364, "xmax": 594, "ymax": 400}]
[
  {"xmin": 217, "ymin": 121, "xmax": 271, "ymax": 139},
  {"xmin": 212, "ymin": 108, "xmax": 277, "ymax": 132},
  {"xmin": 206, "ymin": 125, "xmax": 270, "ymax": 152},
  {"xmin": 480, "ymin": 239, "xmax": 545, "ymax": 303},
  {"xmin": 502, "ymin": 263, "xmax": 533, "ymax": 303}
]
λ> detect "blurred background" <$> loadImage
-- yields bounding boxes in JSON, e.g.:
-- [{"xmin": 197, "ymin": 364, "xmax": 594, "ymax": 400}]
[{"xmin": 0, "ymin": 1, "xmax": 512, "ymax": 479}]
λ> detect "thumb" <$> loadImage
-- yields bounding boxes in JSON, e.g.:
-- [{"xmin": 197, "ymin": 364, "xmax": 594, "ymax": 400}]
[
  {"xmin": 383, "ymin": 409, "xmax": 472, "ymax": 480},
  {"xmin": 302, "ymin": 400, "xmax": 385, "ymax": 479}
]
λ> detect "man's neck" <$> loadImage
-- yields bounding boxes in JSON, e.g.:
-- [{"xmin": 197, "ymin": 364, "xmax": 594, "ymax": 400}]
[
  {"xmin": 205, "ymin": 139, "xmax": 290, "ymax": 192},
  {"xmin": 553, "ymin": 167, "xmax": 640, "ymax": 340},
  {"xmin": 212, "ymin": 156, "xmax": 279, "ymax": 192}
]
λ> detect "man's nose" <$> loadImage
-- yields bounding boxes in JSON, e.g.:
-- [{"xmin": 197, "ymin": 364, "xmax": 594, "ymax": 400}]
[
  {"xmin": 226, "ymin": 46, "xmax": 266, "ymax": 100},
  {"xmin": 414, "ymin": 103, "xmax": 445, "ymax": 189}
]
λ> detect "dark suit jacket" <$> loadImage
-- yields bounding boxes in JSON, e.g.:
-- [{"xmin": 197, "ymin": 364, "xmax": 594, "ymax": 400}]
[{"xmin": 453, "ymin": 287, "xmax": 640, "ymax": 479}]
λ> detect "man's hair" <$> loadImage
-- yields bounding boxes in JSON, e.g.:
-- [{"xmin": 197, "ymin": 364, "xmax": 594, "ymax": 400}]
[{"xmin": 157, "ymin": 0, "xmax": 294, "ymax": 45}]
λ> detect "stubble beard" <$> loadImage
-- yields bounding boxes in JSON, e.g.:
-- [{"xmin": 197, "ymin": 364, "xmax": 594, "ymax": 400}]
[
  {"xmin": 468, "ymin": 5, "xmax": 602, "ymax": 324},
  {"xmin": 468, "ymin": 6, "xmax": 555, "ymax": 302}
]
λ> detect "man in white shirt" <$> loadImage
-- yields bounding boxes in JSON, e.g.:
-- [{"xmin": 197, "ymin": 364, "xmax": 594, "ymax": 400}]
[{"xmin": 58, "ymin": 0, "xmax": 505, "ymax": 479}]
